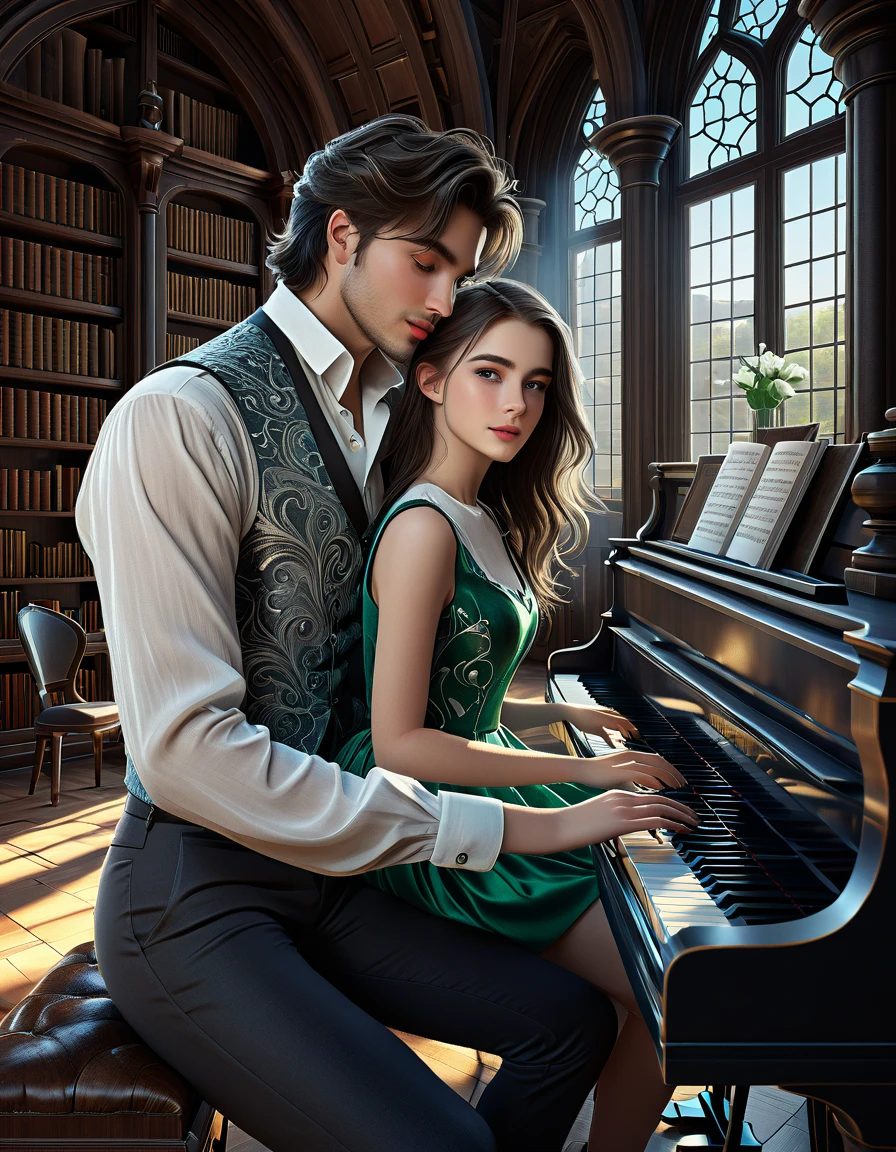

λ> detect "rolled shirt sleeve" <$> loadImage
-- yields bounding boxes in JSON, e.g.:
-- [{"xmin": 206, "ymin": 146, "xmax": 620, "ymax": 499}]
[{"xmin": 76, "ymin": 378, "xmax": 504, "ymax": 876}]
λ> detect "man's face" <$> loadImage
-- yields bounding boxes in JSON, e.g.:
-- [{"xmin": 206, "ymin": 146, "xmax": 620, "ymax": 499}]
[{"xmin": 339, "ymin": 202, "xmax": 488, "ymax": 363}]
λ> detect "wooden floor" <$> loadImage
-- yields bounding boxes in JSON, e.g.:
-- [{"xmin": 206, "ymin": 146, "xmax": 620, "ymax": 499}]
[{"xmin": 0, "ymin": 662, "xmax": 809, "ymax": 1151}]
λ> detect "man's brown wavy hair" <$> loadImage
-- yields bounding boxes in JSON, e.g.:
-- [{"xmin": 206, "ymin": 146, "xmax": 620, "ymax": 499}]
[
  {"xmin": 382, "ymin": 280, "xmax": 602, "ymax": 615},
  {"xmin": 267, "ymin": 115, "xmax": 523, "ymax": 290}
]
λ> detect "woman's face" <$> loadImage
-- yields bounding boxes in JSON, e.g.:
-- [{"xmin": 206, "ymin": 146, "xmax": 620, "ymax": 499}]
[{"xmin": 420, "ymin": 317, "xmax": 553, "ymax": 465}]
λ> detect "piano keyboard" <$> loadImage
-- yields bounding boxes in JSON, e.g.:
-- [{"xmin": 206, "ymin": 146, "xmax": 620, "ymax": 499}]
[{"xmin": 553, "ymin": 673, "xmax": 855, "ymax": 938}]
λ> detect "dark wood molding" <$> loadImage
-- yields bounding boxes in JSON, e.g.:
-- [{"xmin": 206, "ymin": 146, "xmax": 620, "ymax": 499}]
[{"xmin": 800, "ymin": 0, "xmax": 896, "ymax": 438}]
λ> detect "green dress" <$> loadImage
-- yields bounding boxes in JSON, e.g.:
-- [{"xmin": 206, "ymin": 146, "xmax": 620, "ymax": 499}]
[{"xmin": 336, "ymin": 492, "xmax": 601, "ymax": 952}]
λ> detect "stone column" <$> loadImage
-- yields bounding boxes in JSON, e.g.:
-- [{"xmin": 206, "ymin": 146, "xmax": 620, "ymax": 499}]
[
  {"xmin": 590, "ymin": 115, "xmax": 681, "ymax": 534},
  {"xmin": 120, "ymin": 127, "xmax": 181, "ymax": 377},
  {"xmin": 800, "ymin": 0, "xmax": 896, "ymax": 440},
  {"xmin": 508, "ymin": 196, "xmax": 546, "ymax": 287}
]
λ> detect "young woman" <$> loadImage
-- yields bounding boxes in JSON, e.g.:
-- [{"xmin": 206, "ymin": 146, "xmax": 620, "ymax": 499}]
[{"xmin": 336, "ymin": 279, "xmax": 697, "ymax": 1152}]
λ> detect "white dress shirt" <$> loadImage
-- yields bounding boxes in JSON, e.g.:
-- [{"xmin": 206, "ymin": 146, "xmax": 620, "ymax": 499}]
[{"xmin": 75, "ymin": 286, "xmax": 504, "ymax": 876}]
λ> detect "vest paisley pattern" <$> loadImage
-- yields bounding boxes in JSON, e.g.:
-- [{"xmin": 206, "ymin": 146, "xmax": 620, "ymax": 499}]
[{"xmin": 126, "ymin": 317, "xmax": 366, "ymax": 805}]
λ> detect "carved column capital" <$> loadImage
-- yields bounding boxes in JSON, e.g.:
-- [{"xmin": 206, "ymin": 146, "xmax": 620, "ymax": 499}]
[
  {"xmin": 798, "ymin": 0, "xmax": 896, "ymax": 101},
  {"xmin": 120, "ymin": 126, "xmax": 182, "ymax": 212},
  {"xmin": 589, "ymin": 115, "xmax": 681, "ymax": 189}
]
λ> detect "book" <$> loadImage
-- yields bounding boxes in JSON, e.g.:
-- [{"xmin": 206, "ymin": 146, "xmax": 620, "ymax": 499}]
[
  {"xmin": 688, "ymin": 440, "xmax": 828, "ymax": 569},
  {"xmin": 61, "ymin": 28, "xmax": 87, "ymax": 111}
]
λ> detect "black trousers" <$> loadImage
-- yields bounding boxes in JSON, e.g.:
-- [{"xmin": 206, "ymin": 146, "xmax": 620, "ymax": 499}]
[{"xmin": 94, "ymin": 794, "xmax": 617, "ymax": 1152}]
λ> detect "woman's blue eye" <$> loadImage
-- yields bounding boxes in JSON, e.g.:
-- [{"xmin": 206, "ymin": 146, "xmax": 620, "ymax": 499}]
[
  {"xmin": 525, "ymin": 380, "xmax": 548, "ymax": 391},
  {"xmin": 476, "ymin": 369, "xmax": 500, "ymax": 380}
]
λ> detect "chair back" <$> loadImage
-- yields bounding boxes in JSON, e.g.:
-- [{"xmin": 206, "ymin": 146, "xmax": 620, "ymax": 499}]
[{"xmin": 17, "ymin": 605, "xmax": 87, "ymax": 709}]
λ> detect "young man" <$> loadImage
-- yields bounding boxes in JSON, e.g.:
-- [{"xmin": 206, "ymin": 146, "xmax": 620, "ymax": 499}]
[{"xmin": 77, "ymin": 117, "xmax": 622, "ymax": 1152}]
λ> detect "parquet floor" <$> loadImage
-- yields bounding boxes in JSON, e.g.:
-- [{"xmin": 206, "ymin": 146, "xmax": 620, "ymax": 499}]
[{"xmin": 0, "ymin": 662, "xmax": 809, "ymax": 1151}]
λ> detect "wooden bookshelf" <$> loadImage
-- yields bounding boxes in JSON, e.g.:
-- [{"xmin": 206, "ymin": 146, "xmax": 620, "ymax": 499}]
[
  {"xmin": 0, "ymin": 366, "xmax": 122, "ymax": 391},
  {"xmin": 0, "ymin": 1, "xmax": 283, "ymax": 769},
  {"xmin": 167, "ymin": 309, "xmax": 233, "ymax": 331},
  {"xmin": 0, "ymin": 438, "xmax": 95, "ymax": 451},
  {"xmin": 0, "ymin": 578, "xmax": 98, "ymax": 585},
  {"xmin": 0, "ymin": 288, "xmax": 121, "ymax": 321},
  {"xmin": 0, "ymin": 210, "xmax": 123, "ymax": 252},
  {"xmin": 167, "ymin": 247, "xmax": 258, "ymax": 278}
]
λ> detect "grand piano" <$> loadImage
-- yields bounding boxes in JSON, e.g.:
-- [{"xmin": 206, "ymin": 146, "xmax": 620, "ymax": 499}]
[{"xmin": 547, "ymin": 436, "xmax": 896, "ymax": 1151}]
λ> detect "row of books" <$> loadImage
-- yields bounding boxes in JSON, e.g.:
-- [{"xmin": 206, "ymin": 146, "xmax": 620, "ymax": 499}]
[
  {"xmin": 1, "ymin": 310, "xmax": 119, "ymax": 378},
  {"xmin": 167, "ymin": 202, "xmax": 256, "ymax": 264},
  {"xmin": 19, "ymin": 29, "xmax": 126, "ymax": 125},
  {"xmin": 0, "ymin": 592, "xmax": 103, "ymax": 640},
  {"xmin": 159, "ymin": 89, "xmax": 240, "ymax": 161},
  {"xmin": 0, "ymin": 467, "xmax": 83, "ymax": 512},
  {"xmin": 1, "ymin": 663, "xmax": 112, "ymax": 729},
  {"xmin": 1, "ymin": 238, "xmax": 119, "ymax": 305},
  {"xmin": 158, "ymin": 22, "xmax": 190, "ymax": 63},
  {"xmin": 1, "ymin": 388, "xmax": 107, "ymax": 443},
  {"xmin": 167, "ymin": 272, "xmax": 254, "ymax": 323},
  {"xmin": 0, "ymin": 162, "xmax": 122, "ymax": 236},
  {"xmin": 0, "ymin": 674, "xmax": 41, "ymax": 729},
  {"xmin": 166, "ymin": 333, "xmax": 201, "ymax": 359},
  {"xmin": 1, "ymin": 531, "xmax": 94, "ymax": 579}
]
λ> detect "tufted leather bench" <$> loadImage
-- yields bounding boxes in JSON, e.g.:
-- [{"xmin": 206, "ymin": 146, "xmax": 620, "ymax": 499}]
[{"xmin": 0, "ymin": 942, "xmax": 225, "ymax": 1150}]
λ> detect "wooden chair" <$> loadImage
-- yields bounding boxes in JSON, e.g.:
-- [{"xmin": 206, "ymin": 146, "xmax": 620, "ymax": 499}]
[{"xmin": 17, "ymin": 604, "xmax": 119, "ymax": 806}]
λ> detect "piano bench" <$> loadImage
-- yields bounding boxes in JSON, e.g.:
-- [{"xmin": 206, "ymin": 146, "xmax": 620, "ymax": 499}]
[{"xmin": 0, "ymin": 942, "xmax": 225, "ymax": 1151}]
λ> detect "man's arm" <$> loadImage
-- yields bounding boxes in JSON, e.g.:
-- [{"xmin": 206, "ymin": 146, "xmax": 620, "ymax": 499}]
[{"xmin": 76, "ymin": 386, "xmax": 503, "ymax": 875}]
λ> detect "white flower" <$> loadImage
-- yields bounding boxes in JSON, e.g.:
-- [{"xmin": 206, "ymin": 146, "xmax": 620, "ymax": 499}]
[
  {"xmin": 778, "ymin": 361, "xmax": 810, "ymax": 382},
  {"xmin": 759, "ymin": 348, "xmax": 785, "ymax": 376},
  {"xmin": 733, "ymin": 366, "xmax": 757, "ymax": 387},
  {"xmin": 769, "ymin": 379, "xmax": 797, "ymax": 401}
]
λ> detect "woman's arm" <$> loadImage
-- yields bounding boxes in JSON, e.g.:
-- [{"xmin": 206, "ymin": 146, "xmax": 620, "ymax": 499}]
[{"xmin": 369, "ymin": 508, "xmax": 678, "ymax": 790}]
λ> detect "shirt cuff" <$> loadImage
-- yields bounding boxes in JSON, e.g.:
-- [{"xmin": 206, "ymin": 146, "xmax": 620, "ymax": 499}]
[{"xmin": 430, "ymin": 791, "xmax": 504, "ymax": 871}]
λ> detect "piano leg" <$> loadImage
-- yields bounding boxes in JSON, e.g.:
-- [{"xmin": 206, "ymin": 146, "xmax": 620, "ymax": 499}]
[{"xmin": 721, "ymin": 1086, "xmax": 750, "ymax": 1152}]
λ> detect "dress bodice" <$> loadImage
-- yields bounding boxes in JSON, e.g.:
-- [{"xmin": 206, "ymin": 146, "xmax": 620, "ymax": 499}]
[{"xmin": 361, "ymin": 493, "xmax": 538, "ymax": 739}]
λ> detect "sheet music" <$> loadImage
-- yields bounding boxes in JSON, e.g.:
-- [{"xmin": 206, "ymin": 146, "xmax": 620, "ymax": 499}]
[
  {"xmin": 726, "ymin": 441, "xmax": 818, "ymax": 567},
  {"xmin": 687, "ymin": 442, "xmax": 770, "ymax": 554}
]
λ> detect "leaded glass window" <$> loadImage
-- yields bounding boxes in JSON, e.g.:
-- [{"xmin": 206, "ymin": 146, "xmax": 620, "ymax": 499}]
[
  {"xmin": 689, "ymin": 52, "xmax": 758, "ymax": 176},
  {"xmin": 781, "ymin": 154, "xmax": 847, "ymax": 440},
  {"xmin": 699, "ymin": 0, "xmax": 721, "ymax": 56},
  {"xmin": 574, "ymin": 241, "xmax": 622, "ymax": 498},
  {"xmin": 681, "ymin": 3, "xmax": 847, "ymax": 460},
  {"xmin": 688, "ymin": 188, "xmax": 756, "ymax": 456},
  {"xmin": 573, "ymin": 87, "xmax": 620, "ymax": 230},
  {"xmin": 785, "ymin": 26, "xmax": 843, "ymax": 134},
  {"xmin": 732, "ymin": 0, "xmax": 788, "ymax": 41},
  {"xmin": 569, "ymin": 83, "xmax": 622, "ymax": 501}
]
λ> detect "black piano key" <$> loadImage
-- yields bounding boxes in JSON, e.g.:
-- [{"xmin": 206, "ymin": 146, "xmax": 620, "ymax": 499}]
[{"xmin": 573, "ymin": 673, "xmax": 856, "ymax": 924}]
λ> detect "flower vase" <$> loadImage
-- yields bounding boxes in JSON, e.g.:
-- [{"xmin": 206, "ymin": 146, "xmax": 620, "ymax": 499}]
[{"xmin": 752, "ymin": 405, "xmax": 783, "ymax": 441}]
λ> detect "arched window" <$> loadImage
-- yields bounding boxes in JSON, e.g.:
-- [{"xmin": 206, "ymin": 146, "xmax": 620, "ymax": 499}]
[
  {"xmin": 684, "ymin": 0, "xmax": 845, "ymax": 457},
  {"xmin": 569, "ymin": 87, "xmax": 622, "ymax": 503}
]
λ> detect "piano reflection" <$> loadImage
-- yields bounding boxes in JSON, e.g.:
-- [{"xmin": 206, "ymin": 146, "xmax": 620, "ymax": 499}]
[{"xmin": 548, "ymin": 439, "xmax": 895, "ymax": 1151}]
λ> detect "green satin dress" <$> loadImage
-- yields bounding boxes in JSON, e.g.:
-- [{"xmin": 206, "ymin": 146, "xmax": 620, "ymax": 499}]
[{"xmin": 336, "ymin": 496, "xmax": 600, "ymax": 952}]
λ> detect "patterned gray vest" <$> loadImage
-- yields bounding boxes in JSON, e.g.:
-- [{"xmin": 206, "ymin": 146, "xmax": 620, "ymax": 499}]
[{"xmin": 125, "ymin": 313, "xmax": 368, "ymax": 806}]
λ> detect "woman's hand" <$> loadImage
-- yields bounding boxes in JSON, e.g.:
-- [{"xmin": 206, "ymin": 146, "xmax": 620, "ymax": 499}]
[
  {"xmin": 501, "ymin": 790, "xmax": 700, "ymax": 856},
  {"xmin": 570, "ymin": 749, "xmax": 686, "ymax": 792},
  {"xmin": 561, "ymin": 789, "xmax": 700, "ymax": 848},
  {"xmin": 564, "ymin": 702, "xmax": 640, "ymax": 745}
]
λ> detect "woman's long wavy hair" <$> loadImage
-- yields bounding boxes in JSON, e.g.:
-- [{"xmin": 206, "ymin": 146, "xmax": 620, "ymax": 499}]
[{"xmin": 382, "ymin": 279, "xmax": 602, "ymax": 615}]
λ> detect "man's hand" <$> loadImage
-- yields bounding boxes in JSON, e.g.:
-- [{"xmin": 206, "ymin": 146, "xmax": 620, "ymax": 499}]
[
  {"xmin": 500, "ymin": 790, "xmax": 699, "ymax": 856},
  {"xmin": 570, "ymin": 749, "xmax": 686, "ymax": 791}
]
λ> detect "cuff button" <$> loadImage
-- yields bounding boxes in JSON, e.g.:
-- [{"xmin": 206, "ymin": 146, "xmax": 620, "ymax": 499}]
[{"xmin": 455, "ymin": 852, "xmax": 468, "ymax": 865}]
